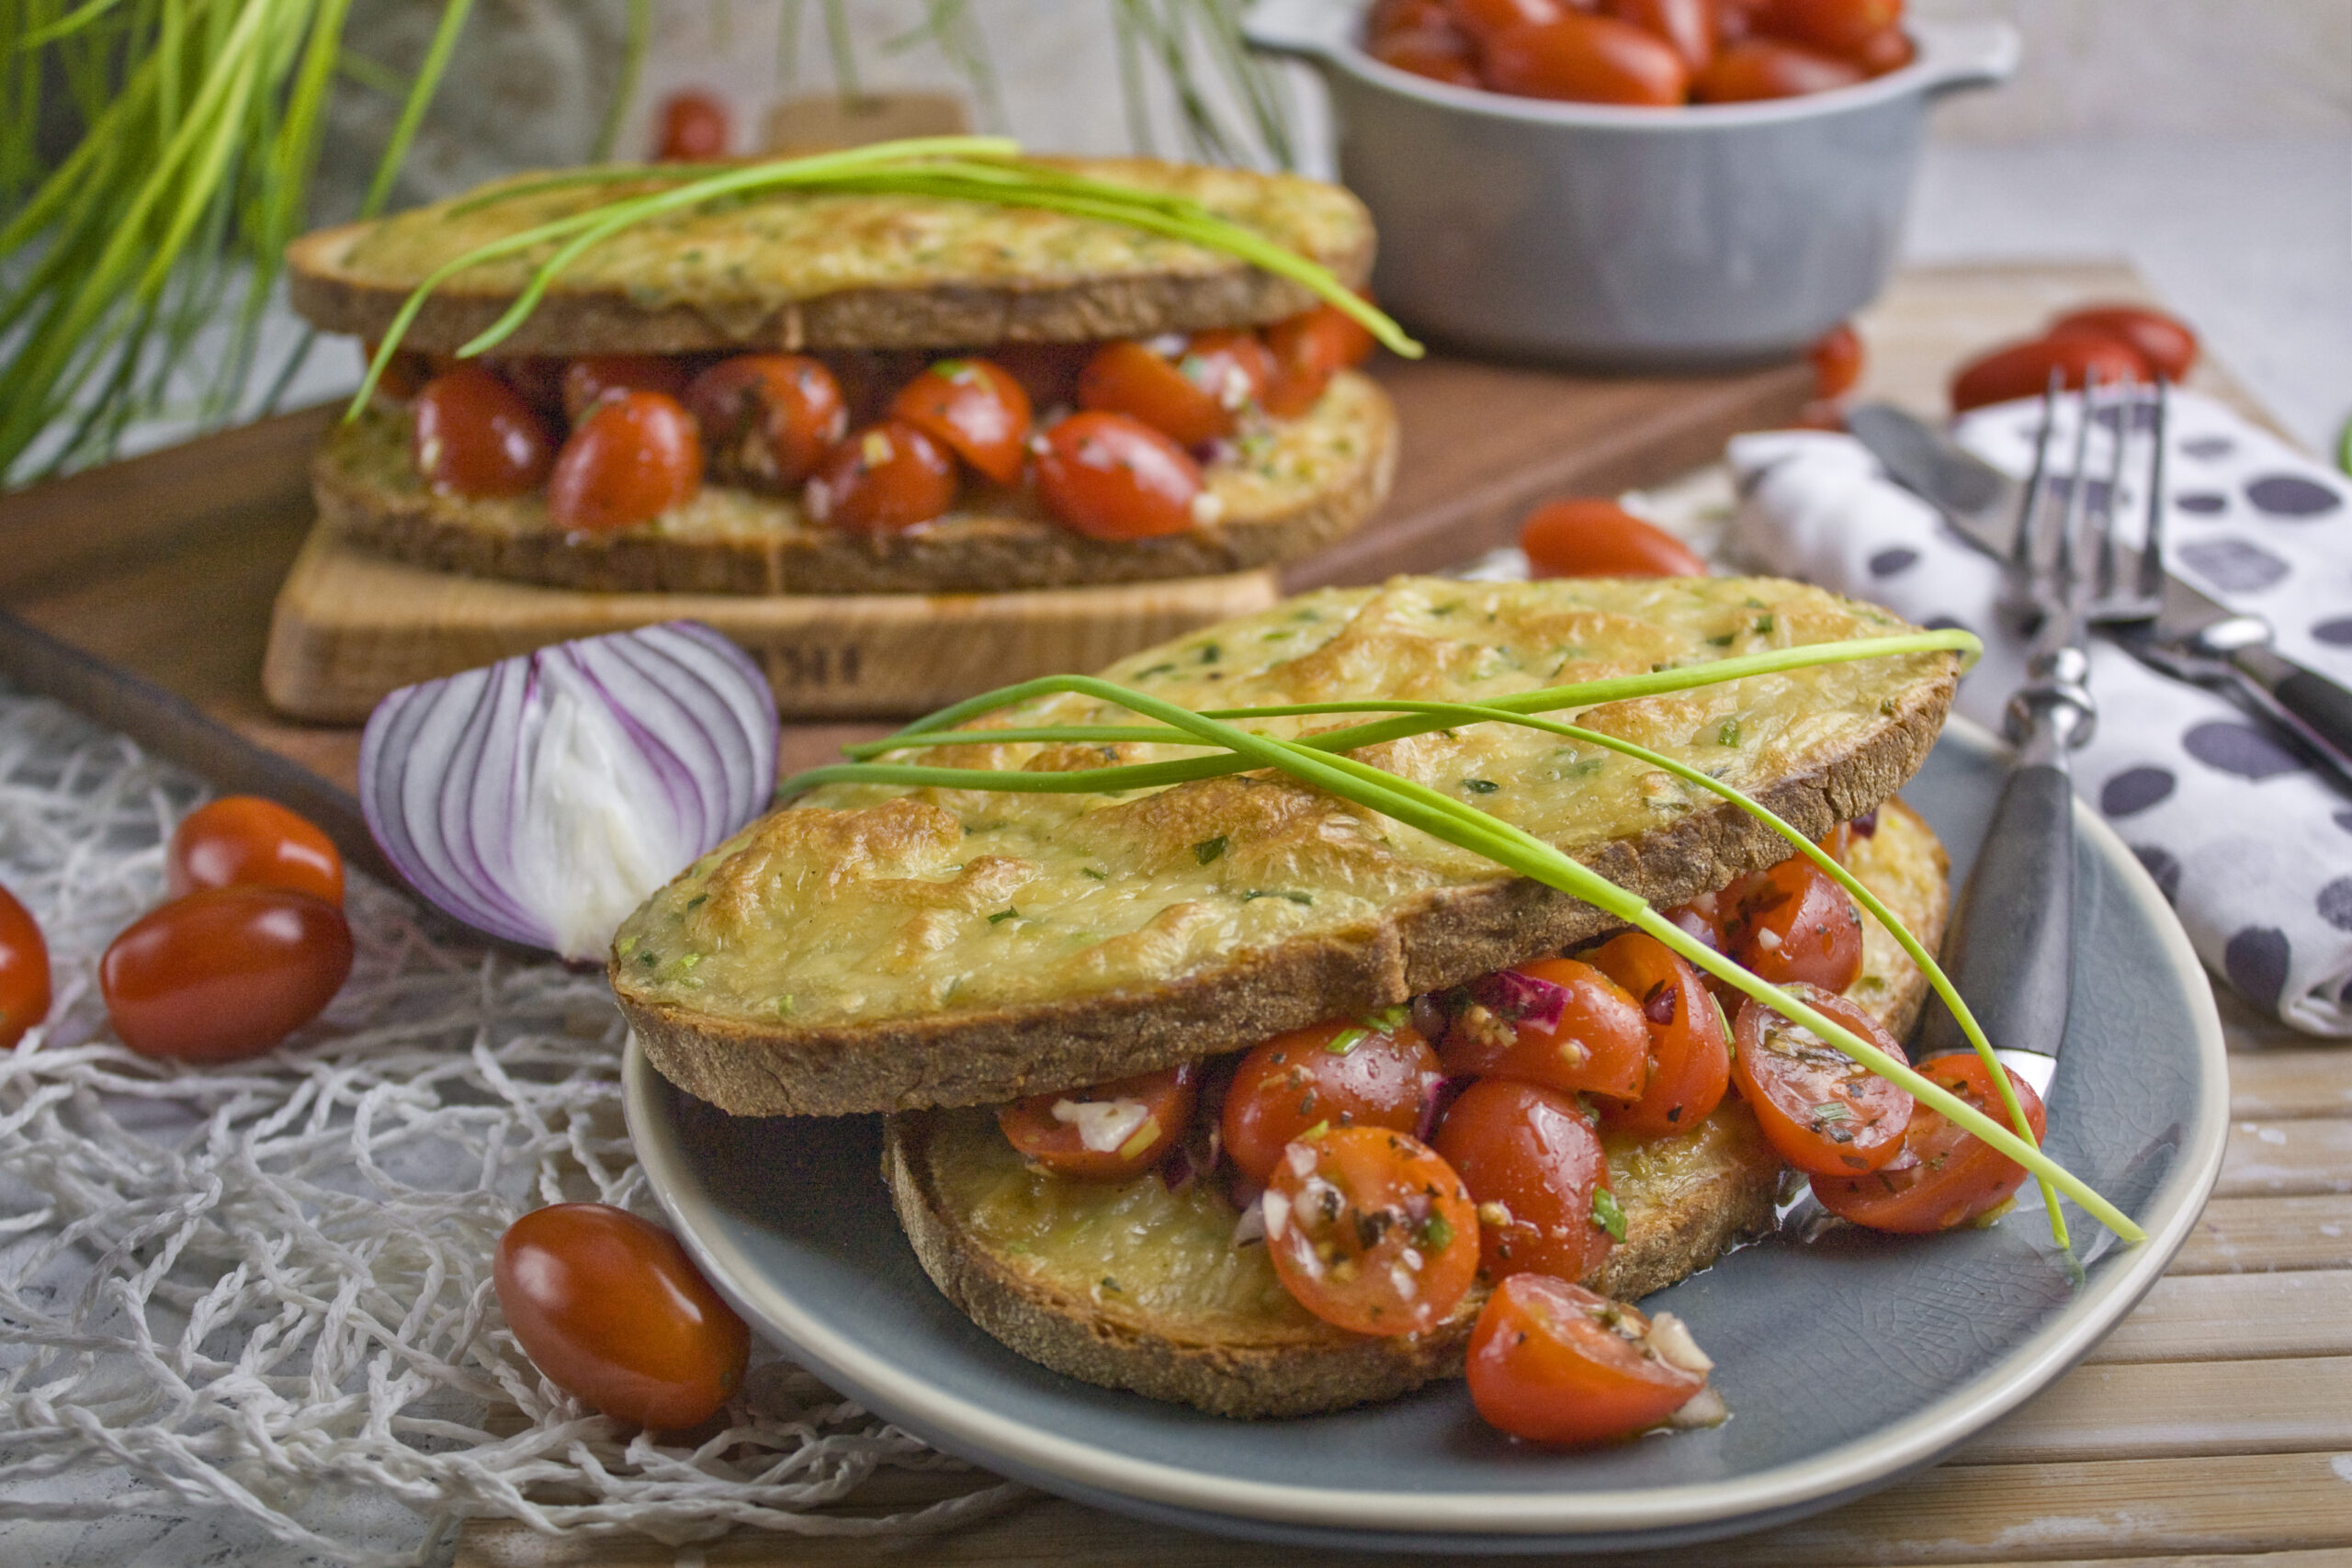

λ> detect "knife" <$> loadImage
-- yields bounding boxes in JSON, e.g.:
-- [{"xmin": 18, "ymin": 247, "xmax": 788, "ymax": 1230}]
[{"xmin": 1849, "ymin": 401, "xmax": 2352, "ymax": 788}]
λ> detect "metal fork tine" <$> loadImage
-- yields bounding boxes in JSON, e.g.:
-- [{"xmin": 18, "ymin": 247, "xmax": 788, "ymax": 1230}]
[
  {"xmin": 2091, "ymin": 376, "xmax": 2133, "ymax": 602},
  {"xmin": 2013, "ymin": 368, "xmax": 2064, "ymax": 581},
  {"xmin": 2051, "ymin": 370, "xmax": 2102, "ymax": 626},
  {"xmin": 2140, "ymin": 378, "xmax": 2170, "ymax": 604}
]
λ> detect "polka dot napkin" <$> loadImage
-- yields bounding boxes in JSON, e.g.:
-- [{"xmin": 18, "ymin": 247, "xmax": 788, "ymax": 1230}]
[{"xmin": 1724, "ymin": 389, "xmax": 2352, "ymax": 1035}]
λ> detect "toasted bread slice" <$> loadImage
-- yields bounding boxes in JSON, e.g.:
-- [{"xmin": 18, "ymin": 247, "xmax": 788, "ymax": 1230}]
[
  {"xmin": 287, "ymin": 158, "xmax": 1374, "ymax": 356},
  {"xmin": 618, "ymin": 578, "xmax": 1960, "ymax": 1117},
  {"xmin": 879, "ymin": 797, "xmax": 1950, "ymax": 1418},
  {"xmin": 311, "ymin": 369, "xmax": 1395, "ymax": 595}
]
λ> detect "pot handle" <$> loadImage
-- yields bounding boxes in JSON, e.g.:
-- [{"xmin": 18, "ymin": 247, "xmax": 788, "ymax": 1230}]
[
  {"xmin": 1239, "ymin": 0, "xmax": 1355, "ymax": 62},
  {"xmin": 1910, "ymin": 18, "xmax": 2021, "ymax": 98}
]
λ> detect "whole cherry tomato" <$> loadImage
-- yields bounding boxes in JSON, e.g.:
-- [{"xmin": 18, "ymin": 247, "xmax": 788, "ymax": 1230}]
[
  {"xmin": 1584, "ymin": 931, "xmax": 1731, "ymax": 1137},
  {"xmin": 889, "ymin": 357, "xmax": 1035, "ymax": 484},
  {"xmin": 654, "ymin": 89, "xmax": 731, "ymax": 161},
  {"xmin": 1811, "ymin": 1054, "xmax": 2048, "ymax": 1233},
  {"xmin": 1079, "ymin": 333, "xmax": 1272, "ymax": 448},
  {"xmin": 101, "ymin": 887, "xmax": 352, "ymax": 1063},
  {"xmin": 167, "ymin": 796, "xmax": 345, "ymax": 908},
  {"xmin": 1433, "ymin": 1077, "xmax": 1616, "ymax": 1284},
  {"xmin": 412, "ymin": 366, "xmax": 557, "ymax": 498},
  {"xmin": 1730, "ymin": 983, "xmax": 1911, "ymax": 1175},
  {"xmin": 494, "ymin": 1203, "xmax": 750, "ymax": 1429},
  {"xmin": 1034, "ymin": 412, "xmax": 1206, "ymax": 541},
  {"xmin": 560, "ymin": 355, "xmax": 693, "ymax": 423},
  {"xmin": 998, "ymin": 1062, "xmax": 1200, "ymax": 1182},
  {"xmin": 1466, "ymin": 1275, "xmax": 1707, "ymax": 1444},
  {"xmin": 1222, "ymin": 1015, "xmax": 1443, "ymax": 1185},
  {"xmin": 2046, "ymin": 305, "xmax": 2199, "ymax": 383},
  {"xmin": 1724, "ymin": 855, "xmax": 1864, "ymax": 992},
  {"xmin": 547, "ymin": 390, "xmax": 704, "ymax": 532},
  {"xmin": 1372, "ymin": 0, "xmax": 1458, "ymax": 34},
  {"xmin": 1482, "ymin": 14, "xmax": 1690, "ymax": 104},
  {"xmin": 1850, "ymin": 24, "xmax": 1914, "ymax": 73},
  {"xmin": 1809, "ymin": 321, "xmax": 1864, "ymax": 400},
  {"xmin": 1713, "ymin": 0, "xmax": 1765, "ymax": 44},
  {"xmin": 0, "ymin": 883, "xmax": 51, "ymax": 1051},
  {"xmin": 1436, "ymin": 958, "xmax": 1651, "ymax": 1101},
  {"xmin": 804, "ymin": 419, "xmax": 958, "ymax": 532},
  {"xmin": 1521, "ymin": 498, "xmax": 1707, "ymax": 578},
  {"xmin": 685, "ymin": 354, "xmax": 846, "ymax": 492},
  {"xmin": 1446, "ymin": 0, "xmax": 1563, "ymax": 44},
  {"xmin": 1950, "ymin": 333, "xmax": 2148, "ymax": 413},
  {"xmin": 1690, "ymin": 38, "xmax": 1862, "ymax": 100},
  {"xmin": 1752, "ymin": 0, "xmax": 1901, "ymax": 57},
  {"xmin": 1603, "ymin": 0, "xmax": 1715, "ymax": 73},
  {"xmin": 1262, "ymin": 303, "xmax": 1377, "ymax": 418},
  {"xmin": 1371, "ymin": 23, "xmax": 1483, "ymax": 85},
  {"xmin": 1262, "ymin": 1125, "xmax": 1479, "ymax": 1336}
]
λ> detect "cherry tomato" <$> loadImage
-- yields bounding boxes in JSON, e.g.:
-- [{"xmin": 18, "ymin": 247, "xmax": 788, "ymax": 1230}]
[
  {"xmin": 1713, "ymin": 0, "xmax": 1766, "ymax": 45},
  {"xmin": 685, "ymin": 354, "xmax": 847, "ymax": 492},
  {"xmin": 561, "ymin": 355, "xmax": 693, "ymax": 423},
  {"xmin": 654, "ymin": 89, "xmax": 731, "ymax": 162},
  {"xmin": 1752, "ymin": 0, "xmax": 1901, "ymax": 57},
  {"xmin": 1812, "ymin": 1054, "xmax": 2048, "ymax": 1233},
  {"xmin": 362, "ymin": 339, "xmax": 435, "ymax": 402},
  {"xmin": 1851, "ymin": 24, "xmax": 1914, "ymax": 73},
  {"xmin": 1434, "ymin": 1077, "xmax": 1615, "ymax": 1284},
  {"xmin": 167, "ymin": 796, "xmax": 344, "ymax": 908},
  {"xmin": 1584, "ymin": 931, "xmax": 1732, "ymax": 1137},
  {"xmin": 1731, "ymin": 983, "xmax": 1911, "ymax": 1175},
  {"xmin": 1371, "ymin": 0, "xmax": 1459, "ymax": 36},
  {"xmin": 1437, "ymin": 958, "xmax": 1651, "ymax": 1101},
  {"xmin": 1034, "ymin": 412, "xmax": 1206, "ymax": 541},
  {"xmin": 1482, "ymin": 15, "xmax": 1690, "ymax": 104},
  {"xmin": 1949, "ymin": 333, "xmax": 2148, "ymax": 413},
  {"xmin": 1690, "ymin": 37, "xmax": 1862, "ymax": 100},
  {"xmin": 888, "ymin": 357, "xmax": 1035, "ymax": 484},
  {"xmin": 546, "ymin": 390, "xmax": 704, "ymax": 532},
  {"xmin": 1603, "ymin": 0, "xmax": 1715, "ymax": 72},
  {"xmin": 2046, "ymin": 305, "xmax": 2199, "ymax": 383},
  {"xmin": 1724, "ymin": 855, "xmax": 1863, "ymax": 992},
  {"xmin": 1263, "ymin": 303, "xmax": 1377, "ymax": 418},
  {"xmin": 1809, "ymin": 321, "xmax": 1864, "ymax": 400},
  {"xmin": 494, "ymin": 1203, "xmax": 750, "ymax": 1428},
  {"xmin": 1521, "ymin": 498, "xmax": 1707, "ymax": 579},
  {"xmin": 1371, "ymin": 23, "xmax": 1483, "ymax": 85},
  {"xmin": 804, "ymin": 419, "xmax": 958, "ymax": 532},
  {"xmin": 0, "ymin": 883, "xmax": 51, "ymax": 1051},
  {"xmin": 1077, "ymin": 333, "xmax": 1272, "ymax": 448},
  {"xmin": 1223, "ymin": 1015, "xmax": 1443, "ymax": 1185},
  {"xmin": 1447, "ymin": 0, "xmax": 1564, "ymax": 44},
  {"xmin": 412, "ymin": 366, "xmax": 557, "ymax": 498},
  {"xmin": 1467, "ymin": 1275, "xmax": 1707, "ymax": 1444},
  {"xmin": 101, "ymin": 887, "xmax": 352, "ymax": 1063},
  {"xmin": 998, "ymin": 1063, "xmax": 1200, "ymax": 1182},
  {"xmin": 1263, "ymin": 1125, "xmax": 1479, "ymax": 1337}
]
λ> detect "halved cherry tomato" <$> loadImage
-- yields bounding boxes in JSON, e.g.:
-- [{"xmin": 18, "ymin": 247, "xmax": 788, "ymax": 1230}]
[
  {"xmin": 547, "ymin": 390, "xmax": 704, "ymax": 532},
  {"xmin": 494, "ymin": 1202, "xmax": 749, "ymax": 1429},
  {"xmin": 1434, "ymin": 1077, "xmax": 1615, "ymax": 1283},
  {"xmin": 101, "ymin": 887, "xmax": 352, "ymax": 1063},
  {"xmin": 1752, "ymin": 0, "xmax": 1901, "ymax": 57},
  {"xmin": 1034, "ymin": 412, "xmax": 1205, "ymax": 541},
  {"xmin": 1078, "ymin": 333, "xmax": 1272, "ymax": 447},
  {"xmin": 1850, "ymin": 24, "xmax": 1914, "ymax": 73},
  {"xmin": 1950, "ymin": 333, "xmax": 2148, "ymax": 413},
  {"xmin": 1521, "ymin": 498, "xmax": 1707, "ymax": 579},
  {"xmin": 685, "ymin": 354, "xmax": 846, "ymax": 492},
  {"xmin": 804, "ymin": 419, "xmax": 958, "ymax": 532},
  {"xmin": 1809, "ymin": 321, "xmax": 1864, "ymax": 400},
  {"xmin": 1584, "ymin": 931, "xmax": 1731, "ymax": 1137},
  {"xmin": 1436, "ymin": 958, "xmax": 1651, "ymax": 1101},
  {"xmin": 0, "ymin": 883, "xmax": 51, "ymax": 1051},
  {"xmin": 1482, "ymin": 15, "xmax": 1690, "ymax": 104},
  {"xmin": 561, "ymin": 355, "xmax": 693, "ymax": 423},
  {"xmin": 1603, "ymin": 0, "xmax": 1715, "ymax": 73},
  {"xmin": 1262, "ymin": 1125, "xmax": 1479, "ymax": 1336},
  {"xmin": 1263, "ymin": 303, "xmax": 1378, "ymax": 418},
  {"xmin": 1447, "ymin": 0, "xmax": 1564, "ymax": 44},
  {"xmin": 1691, "ymin": 37, "xmax": 1861, "ymax": 100},
  {"xmin": 1724, "ymin": 854, "xmax": 1864, "ymax": 992},
  {"xmin": 998, "ymin": 1063, "xmax": 1200, "ymax": 1181},
  {"xmin": 889, "ymin": 357, "xmax": 1034, "ymax": 484},
  {"xmin": 167, "ymin": 796, "xmax": 344, "ymax": 908},
  {"xmin": 1467, "ymin": 1275, "xmax": 1707, "ymax": 1444},
  {"xmin": 1223, "ymin": 1015, "xmax": 1442, "ymax": 1185},
  {"xmin": 1731, "ymin": 983, "xmax": 1911, "ymax": 1175},
  {"xmin": 2047, "ymin": 305, "xmax": 2199, "ymax": 383},
  {"xmin": 412, "ymin": 366, "xmax": 557, "ymax": 498},
  {"xmin": 1812, "ymin": 1053, "xmax": 2047, "ymax": 1233},
  {"xmin": 1371, "ymin": 22, "xmax": 1484, "ymax": 84},
  {"xmin": 654, "ymin": 89, "xmax": 731, "ymax": 162}
]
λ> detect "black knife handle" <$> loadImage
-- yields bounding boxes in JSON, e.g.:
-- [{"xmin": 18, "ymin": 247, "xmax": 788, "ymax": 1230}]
[
  {"xmin": 2230, "ymin": 645, "xmax": 2352, "ymax": 780},
  {"xmin": 1917, "ymin": 762, "xmax": 2075, "ymax": 1062}
]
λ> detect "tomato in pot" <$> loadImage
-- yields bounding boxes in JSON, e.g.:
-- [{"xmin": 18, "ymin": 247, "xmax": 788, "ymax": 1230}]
[
  {"xmin": 1435, "ymin": 957, "xmax": 1651, "ymax": 1101},
  {"xmin": 101, "ymin": 886, "xmax": 353, "ymax": 1063},
  {"xmin": 1602, "ymin": 0, "xmax": 1715, "ymax": 73},
  {"xmin": 1731, "ymin": 983, "xmax": 1912, "ymax": 1175},
  {"xmin": 888, "ymin": 357, "xmax": 1035, "ymax": 484},
  {"xmin": 1690, "ymin": 38, "xmax": 1862, "ymax": 101},
  {"xmin": 998, "ymin": 1063, "xmax": 1200, "ymax": 1182},
  {"xmin": 1371, "ymin": 0, "xmax": 1459, "ymax": 34},
  {"xmin": 412, "ymin": 366, "xmax": 557, "ymax": 498},
  {"xmin": 1950, "ymin": 333, "xmax": 2148, "ymax": 413},
  {"xmin": 168, "ymin": 795, "xmax": 345, "ymax": 907},
  {"xmin": 1751, "ymin": 0, "xmax": 1902, "ymax": 58},
  {"xmin": 0, "ymin": 883, "xmax": 51, "ymax": 1051},
  {"xmin": 685, "ymin": 354, "xmax": 846, "ymax": 491},
  {"xmin": 1467, "ymin": 1276, "xmax": 1708, "ymax": 1444},
  {"xmin": 2046, "ymin": 305, "xmax": 2199, "ymax": 383},
  {"xmin": 1077, "ymin": 333, "xmax": 1272, "ymax": 448},
  {"xmin": 1850, "ymin": 24, "xmax": 1913, "ymax": 73},
  {"xmin": 804, "ymin": 419, "xmax": 958, "ymax": 532},
  {"xmin": 1446, "ymin": 0, "xmax": 1563, "ymax": 45},
  {"xmin": 494, "ymin": 1203, "xmax": 750, "ymax": 1429},
  {"xmin": 654, "ymin": 89, "xmax": 730, "ymax": 162},
  {"xmin": 1812, "ymin": 1053, "xmax": 2048, "ymax": 1233},
  {"xmin": 1809, "ymin": 321, "xmax": 1864, "ymax": 401},
  {"xmin": 1262, "ymin": 302, "xmax": 1377, "ymax": 418},
  {"xmin": 1583, "ymin": 931, "xmax": 1731, "ymax": 1137},
  {"xmin": 1724, "ymin": 854, "xmax": 1864, "ymax": 992},
  {"xmin": 1222, "ymin": 1014, "xmax": 1443, "ymax": 1186},
  {"xmin": 1261, "ymin": 1125, "xmax": 1479, "ymax": 1337},
  {"xmin": 1520, "ymin": 498, "xmax": 1707, "ymax": 579},
  {"xmin": 1481, "ymin": 14, "xmax": 1690, "ymax": 104},
  {"xmin": 1371, "ymin": 23, "xmax": 1483, "ymax": 85},
  {"xmin": 1433, "ymin": 1077, "xmax": 1617, "ymax": 1284},
  {"xmin": 547, "ymin": 390, "xmax": 704, "ymax": 532},
  {"xmin": 1033, "ymin": 411, "xmax": 1207, "ymax": 541},
  {"xmin": 561, "ymin": 355, "xmax": 693, "ymax": 423}
]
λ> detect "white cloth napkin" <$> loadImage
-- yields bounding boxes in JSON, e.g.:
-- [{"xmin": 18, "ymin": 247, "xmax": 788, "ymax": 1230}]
[{"xmin": 1724, "ymin": 390, "xmax": 2352, "ymax": 1035}]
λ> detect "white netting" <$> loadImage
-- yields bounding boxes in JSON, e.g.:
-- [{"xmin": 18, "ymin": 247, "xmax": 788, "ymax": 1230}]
[{"xmin": 0, "ymin": 686, "xmax": 1023, "ymax": 1564}]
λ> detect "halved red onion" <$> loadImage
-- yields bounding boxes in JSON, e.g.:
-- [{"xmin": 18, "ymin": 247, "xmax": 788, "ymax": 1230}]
[
  {"xmin": 1468, "ymin": 966, "xmax": 1569, "ymax": 1032},
  {"xmin": 359, "ymin": 622, "xmax": 777, "ymax": 960}
]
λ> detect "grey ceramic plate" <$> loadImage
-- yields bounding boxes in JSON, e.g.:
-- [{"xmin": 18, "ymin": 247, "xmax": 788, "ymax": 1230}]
[{"xmin": 625, "ymin": 718, "xmax": 2227, "ymax": 1553}]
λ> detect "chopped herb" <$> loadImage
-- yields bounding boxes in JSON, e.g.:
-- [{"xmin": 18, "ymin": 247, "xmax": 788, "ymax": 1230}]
[
  {"xmin": 1810, "ymin": 1100, "xmax": 1853, "ymax": 1122},
  {"xmin": 1081, "ymin": 867, "xmax": 1108, "ymax": 880},
  {"xmin": 1753, "ymin": 615, "xmax": 1776, "ymax": 634},
  {"xmin": 1198, "ymin": 642, "xmax": 1222, "ymax": 663},
  {"xmin": 773, "ymin": 995, "xmax": 796, "ymax": 1017},
  {"xmin": 1299, "ymin": 1119, "xmax": 1330, "ymax": 1141},
  {"xmin": 1193, "ymin": 835, "xmax": 1228, "ymax": 865},
  {"xmin": 615, "ymin": 934, "xmax": 638, "ymax": 955},
  {"xmin": 1591, "ymin": 1187, "xmax": 1627, "ymax": 1242},
  {"xmin": 1243, "ymin": 889, "xmax": 1314, "ymax": 905},
  {"xmin": 1706, "ymin": 632, "xmax": 1736, "ymax": 648},
  {"xmin": 1421, "ymin": 1213, "xmax": 1455, "ymax": 1251},
  {"xmin": 684, "ymin": 894, "xmax": 708, "ymax": 910},
  {"xmin": 1261, "ymin": 628, "xmax": 1295, "ymax": 640},
  {"xmin": 1100, "ymin": 1276, "xmax": 1123, "ymax": 1294},
  {"xmin": 1326, "ymin": 1026, "xmax": 1371, "ymax": 1055},
  {"xmin": 1363, "ymin": 1005, "xmax": 1410, "ymax": 1032},
  {"xmin": 638, "ymin": 951, "xmax": 658, "ymax": 966},
  {"xmin": 1463, "ymin": 778, "xmax": 1500, "ymax": 795},
  {"xmin": 674, "ymin": 953, "xmax": 701, "ymax": 972},
  {"xmin": 1718, "ymin": 718, "xmax": 1741, "ymax": 747},
  {"xmin": 1745, "ymin": 595, "xmax": 1767, "ymax": 609},
  {"xmin": 989, "ymin": 908, "xmax": 1020, "ymax": 924},
  {"xmin": 1136, "ymin": 662, "xmax": 1177, "ymax": 678}
]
